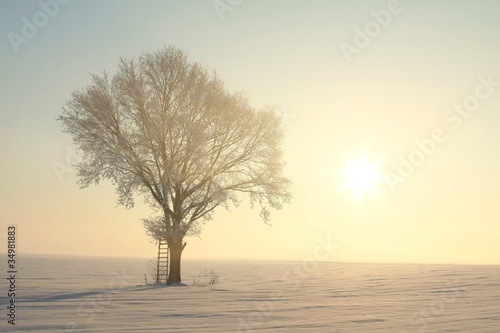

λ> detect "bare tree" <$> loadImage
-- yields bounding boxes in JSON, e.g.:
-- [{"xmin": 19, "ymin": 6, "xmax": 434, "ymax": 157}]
[{"xmin": 58, "ymin": 46, "xmax": 292, "ymax": 284}]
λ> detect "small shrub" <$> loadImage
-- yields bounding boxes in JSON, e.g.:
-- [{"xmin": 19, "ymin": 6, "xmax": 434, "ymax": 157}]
[
  {"xmin": 191, "ymin": 269, "xmax": 219, "ymax": 286},
  {"xmin": 146, "ymin": 258, "xmax": 158, "ymax": 284}
]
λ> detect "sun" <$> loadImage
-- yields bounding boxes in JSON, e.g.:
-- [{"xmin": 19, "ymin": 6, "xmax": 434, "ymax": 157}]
[{"xmin": 340, "ymin": 157, "xmax": 381, "ymax": 198}]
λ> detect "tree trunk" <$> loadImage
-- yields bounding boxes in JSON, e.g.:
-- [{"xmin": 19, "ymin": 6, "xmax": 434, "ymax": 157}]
[{"xmin": 167, "ymin": 240, "xmax": 186, "ymax": 285}]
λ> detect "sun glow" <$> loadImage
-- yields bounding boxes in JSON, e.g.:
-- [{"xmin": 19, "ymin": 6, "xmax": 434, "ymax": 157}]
[{"xmin": 341, "ymin": 157, "xmax": 381, "ymax": 199}]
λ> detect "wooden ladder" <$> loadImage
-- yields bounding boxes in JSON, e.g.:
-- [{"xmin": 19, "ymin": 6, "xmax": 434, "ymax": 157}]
[{"xmin": 156, "ymin": 239, "xmax": 169, "ymax": 284}]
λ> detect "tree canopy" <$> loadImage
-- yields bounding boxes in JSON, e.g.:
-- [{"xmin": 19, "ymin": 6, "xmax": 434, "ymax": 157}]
[{"xmin": 58, "ymin": 46, "xmax": 292, "ymax": 283}]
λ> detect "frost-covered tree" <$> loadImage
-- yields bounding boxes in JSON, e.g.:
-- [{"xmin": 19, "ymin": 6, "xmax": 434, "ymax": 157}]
[{"xmin": 58, "ymin": 46, "xmax": 292, "ymax": 284}]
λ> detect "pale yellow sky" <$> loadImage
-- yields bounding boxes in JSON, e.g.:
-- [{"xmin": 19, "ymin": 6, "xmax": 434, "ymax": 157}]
[{"xmin": 1, "ymin": 0, "xmax": 499, "ymax": 264}]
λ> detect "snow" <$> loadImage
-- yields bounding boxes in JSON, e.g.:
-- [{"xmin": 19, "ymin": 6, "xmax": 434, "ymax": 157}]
[{"xmin": 2, "ymin": 255, "xmax": 499, "ymax": 332}]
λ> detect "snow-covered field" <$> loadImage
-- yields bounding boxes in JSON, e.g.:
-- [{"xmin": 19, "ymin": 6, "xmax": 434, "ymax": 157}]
[{"xmin": 2, "ymin": 255, "xmax": 499, "ymax": 332}]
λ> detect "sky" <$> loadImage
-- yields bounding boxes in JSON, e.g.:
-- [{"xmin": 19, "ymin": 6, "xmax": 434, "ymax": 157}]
[{"xmin": 1, "ymin": 0, "xmax": 499, "ymax": 265}]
